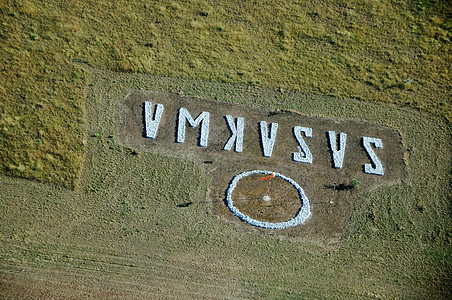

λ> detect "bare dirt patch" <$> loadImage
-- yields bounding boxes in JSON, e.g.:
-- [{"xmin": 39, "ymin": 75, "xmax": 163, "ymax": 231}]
[
  {"xmin": 117, "ymin": 90, "xmax": 407, "ymax": 242},
  {"xmin": 232, "ymin": 174, "xmax": 300, "ymax": 223}
]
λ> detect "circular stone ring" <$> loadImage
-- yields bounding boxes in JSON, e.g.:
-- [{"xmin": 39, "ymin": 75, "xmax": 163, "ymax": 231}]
[{"xmin": 225, "ymin": 170, "xmax": 311, "ymax": 229}]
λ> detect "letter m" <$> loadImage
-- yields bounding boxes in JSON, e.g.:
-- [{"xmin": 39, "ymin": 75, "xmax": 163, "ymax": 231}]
[{"xmin": 177, "ymin": 107, "xmax": 210, "ymax": 147}]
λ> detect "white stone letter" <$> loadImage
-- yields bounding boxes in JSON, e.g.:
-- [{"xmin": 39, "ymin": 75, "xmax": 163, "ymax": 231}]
[
  {"xmin": 224, "ymin": 115, "xmax": 244, "ymax": 152},
  {"xmin": 144, "ymin": 102, "xmax": 164, "ymax": 139},
  {"xmin": 363, "ymin": 137, "xmax": 384, "ymax": 176},
  {"xmin": 177, "ymin": 107, "xmax": 210, "ymax": 147},
  {"xmin": 293, "ymin": 126, "xmax": 313, "ymax": 164},
  {"xmin": 259, "ymin": 121, "xmax": 278, "ymax": 157},
  {"xmin": 328, "ymin": 131, "xmax": 347, "ymax": 169}
]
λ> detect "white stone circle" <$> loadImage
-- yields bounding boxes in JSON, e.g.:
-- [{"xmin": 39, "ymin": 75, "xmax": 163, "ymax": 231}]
[{"xmin": 225, "ymin": 170, "xmax": 311, "ymax": 229}]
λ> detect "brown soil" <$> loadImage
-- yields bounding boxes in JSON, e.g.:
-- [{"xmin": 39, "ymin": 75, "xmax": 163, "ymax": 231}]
[
  {"xmin": 117, "ymin": 90, "xmax": 407, "ymax": 243},
  {"xmin": 231, "ymin": 174, "xmax": 301, "ymax": 223}
]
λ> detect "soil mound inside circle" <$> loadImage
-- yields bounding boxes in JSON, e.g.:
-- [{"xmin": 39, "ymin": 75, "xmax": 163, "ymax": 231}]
[{"xmin": 231, "ymin": 173, "xmax": 301, "ymax": 223}]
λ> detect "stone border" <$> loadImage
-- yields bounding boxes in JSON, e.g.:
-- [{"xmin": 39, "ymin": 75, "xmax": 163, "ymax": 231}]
[{"xmin": 225, "ymin": 170, "xmax": 311, "ymax": 229}]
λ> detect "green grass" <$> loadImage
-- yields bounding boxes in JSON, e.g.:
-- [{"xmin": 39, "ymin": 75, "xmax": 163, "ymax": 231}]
[
  {"xmin": 351, "ymin": 177, "xmax": 360, "ymax": 188},
  {"xmin": 0, "ymin": 0, "xmax": 451, "ymax": 188}
]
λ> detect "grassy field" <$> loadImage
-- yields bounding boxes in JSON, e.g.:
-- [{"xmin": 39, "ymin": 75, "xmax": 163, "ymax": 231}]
[
  {"xmin": 1, "ymin": 0, "xmax": 451, "ymax": 298},
  {"xmin": 1, "ymin": 69, "xmax": 451, "ymax": 298},
  {"xmin": 1, "ymin": 0, "xmax": 451, "ymax": 187}
]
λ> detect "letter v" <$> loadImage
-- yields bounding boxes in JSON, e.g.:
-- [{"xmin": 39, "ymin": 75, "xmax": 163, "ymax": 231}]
[
  {"xmin": 260, "ymin": 121, "xmax": 278, "ymax": 157},
  {"xmin": 144, "ymin": 102, "xmax": 164, "ymax": 139},
  {"xmin": 328, "ymin": 131, "xmax": 347, "ymax": 169}
]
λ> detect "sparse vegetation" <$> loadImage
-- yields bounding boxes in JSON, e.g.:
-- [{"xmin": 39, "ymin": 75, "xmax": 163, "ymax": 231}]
[
  {"xmin": 1, "ymin": 65, "xmax": 450, "ymax": 298},
  {"xmin": 351, "ymin": 177, "xmax": 360, "ymax": 189}
]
